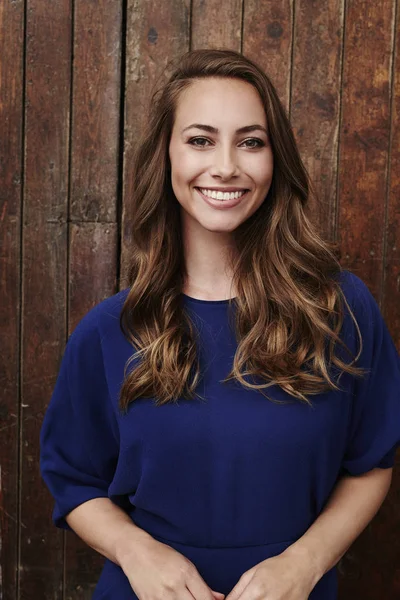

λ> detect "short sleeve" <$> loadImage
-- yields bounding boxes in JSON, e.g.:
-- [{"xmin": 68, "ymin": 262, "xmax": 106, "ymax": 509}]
[
  {"xmin": 341, "ymin": 274, "xmax": 400, "ymax": 476},
  {"xmin": 40, "ymin": 310, "xmax": 120, "ymax": 530}
]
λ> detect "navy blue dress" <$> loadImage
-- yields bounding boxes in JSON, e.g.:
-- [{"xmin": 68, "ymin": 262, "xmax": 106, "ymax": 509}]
[{"xmin": 40, "ymin": 270, "xmax": 400, "ymax": 599}]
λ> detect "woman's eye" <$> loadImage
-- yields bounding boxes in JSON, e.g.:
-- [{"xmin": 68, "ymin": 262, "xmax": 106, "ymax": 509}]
[
  {"xmin": 187, "ymin": 137, "xmax": 265, "ymax": 148},
  {"xmin": 188, "ymin": 137, "xmax": 210, "ymax": 147},
  {"xmin": 243, "ymin": 138, "xmax": 265, "ymax": 148}
]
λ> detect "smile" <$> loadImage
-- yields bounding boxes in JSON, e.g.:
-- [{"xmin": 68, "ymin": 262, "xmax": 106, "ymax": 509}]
[
  {"xmin": 198, "ymin": 188, "xmax": 248, "ymax": 200},
  {"xmin": 195, "ymin": 187, "xmax": 250, "ymax": 209}
]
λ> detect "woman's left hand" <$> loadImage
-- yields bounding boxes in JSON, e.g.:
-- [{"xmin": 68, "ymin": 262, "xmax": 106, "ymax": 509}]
[{"xmin": 224, "ymin": 552, "xmax": 316, "ymax": 600}]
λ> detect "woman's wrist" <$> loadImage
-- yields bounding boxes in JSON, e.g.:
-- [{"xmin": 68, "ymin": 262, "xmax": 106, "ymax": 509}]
[{"xmin": 115, "ymin": 523, "xmax": 155, "ymax": 568}]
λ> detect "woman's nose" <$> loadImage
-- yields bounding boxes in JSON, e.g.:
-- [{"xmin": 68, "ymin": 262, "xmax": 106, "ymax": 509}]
[{"xmin": 210, "ymin": 147, "xmax": 240, "ymax": 179}]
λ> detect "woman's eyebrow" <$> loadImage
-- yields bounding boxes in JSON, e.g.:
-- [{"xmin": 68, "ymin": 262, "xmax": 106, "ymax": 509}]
[{"xmin": 181, "ymin": 123, "xmax": 268, "ymax": 135}]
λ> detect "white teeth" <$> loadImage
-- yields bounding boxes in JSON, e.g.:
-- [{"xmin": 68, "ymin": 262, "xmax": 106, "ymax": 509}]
[{"xmin": 199, "ymin": 188, "xmax": 247, "ymax": 200}]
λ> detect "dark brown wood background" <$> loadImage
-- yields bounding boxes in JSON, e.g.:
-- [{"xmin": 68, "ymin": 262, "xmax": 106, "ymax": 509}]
[{"xmin": 1, "ymin": 0, "xmax": 399, "ymax": 598}]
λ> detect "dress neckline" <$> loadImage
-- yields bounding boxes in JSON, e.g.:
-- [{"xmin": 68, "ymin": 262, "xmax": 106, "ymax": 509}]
[{"xmin": 181, "ymin": 293, "xmax": 237, "ymax": 305}]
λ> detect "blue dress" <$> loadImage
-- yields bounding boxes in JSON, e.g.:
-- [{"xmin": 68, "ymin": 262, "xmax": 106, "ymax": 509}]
[{"xmin": 40, "ymin": 270, "xmax": 400, "ymax": 599}]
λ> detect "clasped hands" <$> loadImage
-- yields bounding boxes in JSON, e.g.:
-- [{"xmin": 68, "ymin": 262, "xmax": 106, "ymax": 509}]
[{"xmin": 119, "ymin": 529, "xmax": 317, "ymax": 600}]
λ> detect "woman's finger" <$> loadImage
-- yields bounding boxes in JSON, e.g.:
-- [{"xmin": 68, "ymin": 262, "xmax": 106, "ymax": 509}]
[
  {"xmin": 186, "ymin": 568, "xmax": 220, "ymax": 600},
  {"xmin": 181, "ymin": 586, "xmax": 201, "ymax": 600},
  {"xmin": 225, "ymin": 570, "xmax": 254, "ymax": 600}
]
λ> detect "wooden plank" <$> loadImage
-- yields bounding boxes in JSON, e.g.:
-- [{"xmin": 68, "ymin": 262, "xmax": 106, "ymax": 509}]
[
  {"xmin": 384, "ymin": 0, "xmax": 400, "ymax": 345},
  {"xmin": 64, "ymin": 0, "xmax": 121, "ymax": 595},
  {"xmin": 69, "ymin": 0, "xmax": 121, "ymax": 223},
  {"xmin": 336, "ymin": 1, "xmax": 398, "ymax": 598},
  {"xmin": 290, "ymin": 0, "xmax": 344, "ymax": 240},
  {"xmin": 337, "ymin": 0, "xmax": 394, "ymax": 299},
  {"xmin": 243, "ymin": 0, "xmax": 293, "ymax": 112},
  {"xmin": 121, "ymin": 0, "xmax": 190, "ymax": 286},
  {"xmin": 191, "ymin": 0, "xmax": 242, "ymax": 52},
  {"xmin": 69, "ymin": 225, "xmax": 118, "ymax": 331},
  {"xmin": 0, "ymin": 1, "xmax": 24, "ymax": 598},
  {"xmin": 20, "ymin": 0, "xmax": 72, "ymax": 597}
]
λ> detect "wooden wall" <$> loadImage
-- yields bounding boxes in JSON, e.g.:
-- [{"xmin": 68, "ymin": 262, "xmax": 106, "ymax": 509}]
[{"xmin": 1, "ymin": 0, "xmax": 399, "ymax": 597}]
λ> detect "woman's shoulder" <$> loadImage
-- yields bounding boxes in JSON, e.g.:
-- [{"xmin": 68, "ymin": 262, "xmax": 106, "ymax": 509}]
[
  {"xmin": 334, "ymin": 269, "xmax": 377, "ymax": 314},
  {"xmin": 334, "ymin": 269, "xmax": 393, "ymax": 347},
  {"xmin": 68, "ymin": 287, "xmax": 130, "ymax": 347},
  {"xmin": 335, "ymin": 268, "xmax": 370, "ymax": 295}
]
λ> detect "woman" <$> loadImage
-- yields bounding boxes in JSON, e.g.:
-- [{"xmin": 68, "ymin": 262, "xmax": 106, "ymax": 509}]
[{"xmin": 40, "ymin": 48, "xmax": 400, "ymax": 599}]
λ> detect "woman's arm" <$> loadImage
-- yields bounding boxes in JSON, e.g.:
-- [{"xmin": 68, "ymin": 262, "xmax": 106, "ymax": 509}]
[
  {"xmin": 282, "ymin": 467, "xmax": 393, "ymax": 587},
  {"xmin": 65, "ymin": 497, "xmax": 154, "ymax": 565}
]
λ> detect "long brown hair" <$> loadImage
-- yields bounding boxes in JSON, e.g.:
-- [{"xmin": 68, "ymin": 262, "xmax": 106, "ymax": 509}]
[{"xmin": 119, "ymin": 48, "xmax": 366, "ymax": 413}]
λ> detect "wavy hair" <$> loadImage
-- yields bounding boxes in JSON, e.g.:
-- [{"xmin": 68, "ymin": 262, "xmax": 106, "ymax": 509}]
[{"xmin": 119, "ymin": 48, "xmax": 367, "ymax": 413}]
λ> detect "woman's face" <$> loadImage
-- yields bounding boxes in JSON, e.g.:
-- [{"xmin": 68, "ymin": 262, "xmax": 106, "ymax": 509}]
[{"xmin": 168, "ymin": 77, "xmax": 274, "ymax": 234}]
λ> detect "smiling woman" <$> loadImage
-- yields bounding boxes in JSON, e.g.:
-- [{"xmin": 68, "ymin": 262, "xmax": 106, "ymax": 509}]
[{"xmin": 40, "ymin": 48, "xmax": 400, "ymax": 600}]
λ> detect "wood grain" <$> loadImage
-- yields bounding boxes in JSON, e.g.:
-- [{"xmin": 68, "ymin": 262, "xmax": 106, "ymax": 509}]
[
  {"xmin": 191, "ymin": 0, "xmax": 242, "ymax": 52},
  {"xmin": 290, "ymin": 0, "xmax": 344, "ymax": 240},
  {"xmin": 384, "ymin": 0, "xmax": 400, "ymax": 345},
  {"xmin": 337, "ymin": 0, "xmax": 395, "ymax": 300},
  {"xmin": 70, "ymin": 0, "xmax": 121, "ymax": 224},
  {"xmin": 243, "ymin": 0, "xmax": 293, "ymax": 112},
  {"xmin": 0, "ymin": 0, "xmax": 24, "ymax": 597},
  {"xmin": 20, "ymin": 0, "xmax": 72, "ymax": 597},
  {"xmin": 65, "ymin": 0, "xmax": 121, "ymax": 596}
]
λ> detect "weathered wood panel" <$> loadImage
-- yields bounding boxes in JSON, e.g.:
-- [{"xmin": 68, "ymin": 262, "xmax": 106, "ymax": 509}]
[
  {"xmin": 337, "ymin": 0, "xmax": 394, "ymax": 299},
  {"xmin": 243, "ymin": 0, "xmax": 293, "ymax": 112},
  {"xmin": 384, "ymin": 0, "xmax": 400, "ymax": 345},
  {"xmin": 121, "ymin": 0, "xmax": 190, "ymax": 285},
  {"xmin": 69, "ymin": 224, "xmax": 119, "ymax": 330},
  {"xmin": 336, "ymin": 1, "xmax": 397, "ymax": 597},
  {"xmin": 191, "ymin": 0, "xmax": 242, "ymax": 52},
  {"xmin": 69, "ymin": 0, "xmax": 121, "ymax": 224},
  {"xmin": 65, "ymin": 0, "xmax": 122, "ymax": 596},
  {"xmin": 0, "ymin": 0, "xmax": 24, "ymax": 597},
  {"xmin": 20, "ymin": 0, "xmax": 72, "ymax": 597},
  {"xmin": 291, "ymin": 0, "xmax": 344, "ymax": 240}
]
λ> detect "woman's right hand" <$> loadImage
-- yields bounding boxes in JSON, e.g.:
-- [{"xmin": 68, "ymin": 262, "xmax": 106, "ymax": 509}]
[{"xmin": 120, "ymin": 534, "xmax": 225, "ymax": 600}]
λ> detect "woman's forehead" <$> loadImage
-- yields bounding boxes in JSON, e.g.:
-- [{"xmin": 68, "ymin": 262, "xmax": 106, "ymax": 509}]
[{"xmin": 173, "ymin": 79, "xmax": 267, "ymax": 129}]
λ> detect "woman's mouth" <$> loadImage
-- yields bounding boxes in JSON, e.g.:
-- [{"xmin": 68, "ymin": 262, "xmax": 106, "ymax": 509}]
[{"xmin": 194, "ymin": 187, "xmax": 250, "ymax": 210}]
